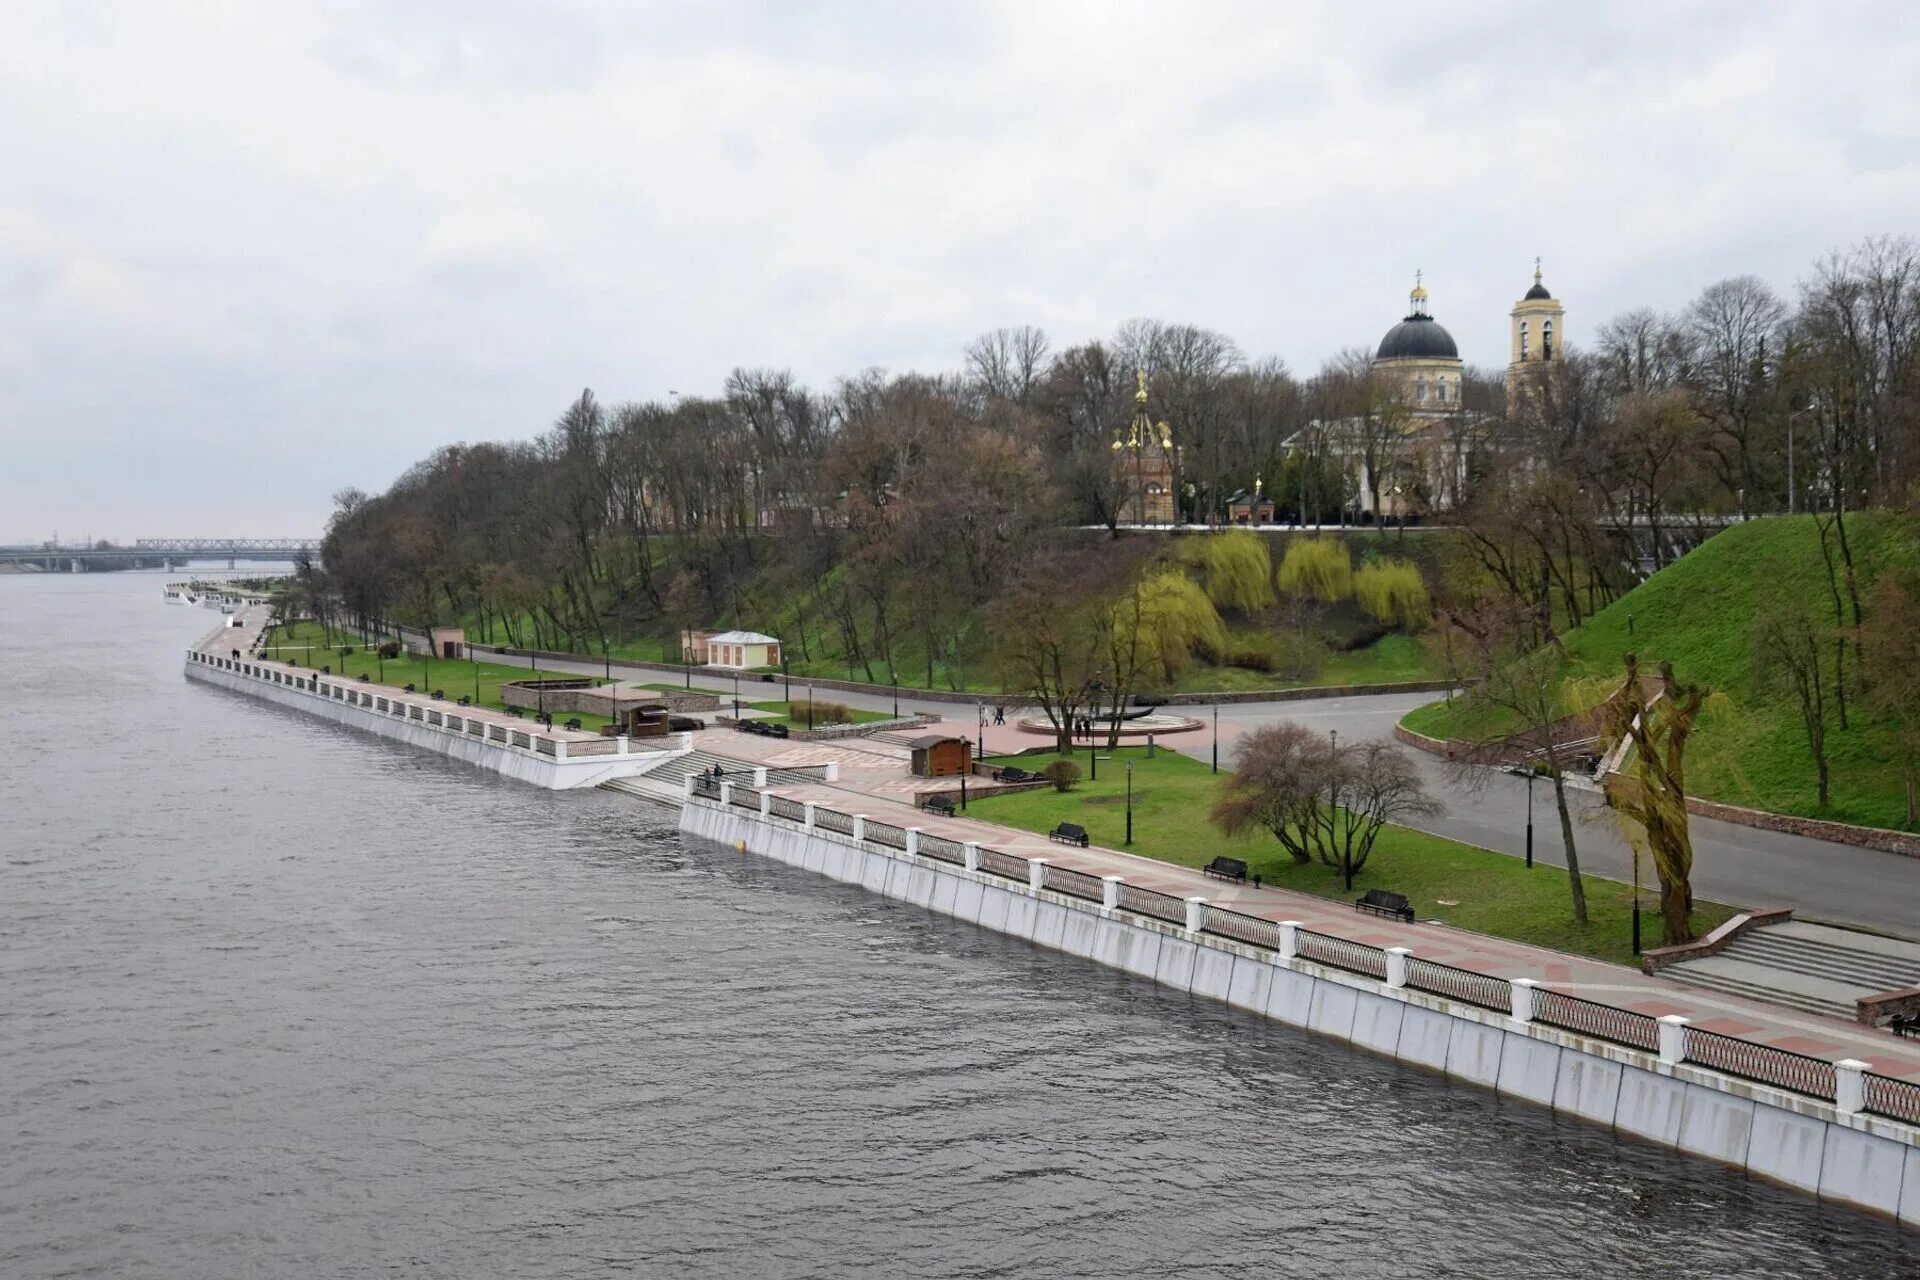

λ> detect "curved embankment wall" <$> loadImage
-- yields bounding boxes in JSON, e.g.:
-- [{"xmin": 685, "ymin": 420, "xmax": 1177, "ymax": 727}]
[
  {"xmin": 184, "ymin": 655, "xmax": 687, "ymax": 790},
  {"xmin": 677, "ymin": 793, "xmax": 1920, "ymax": 1225}
]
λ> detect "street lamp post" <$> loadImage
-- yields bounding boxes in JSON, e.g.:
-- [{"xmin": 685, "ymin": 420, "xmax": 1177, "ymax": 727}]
[
  {"xmin": 732, "ymin": 669, "xmax": 741, "ymax": 717},
  {"xmin": 1125, "ymin": 761, "xmax": 1134, "ymax": 845},
  {"xmin": 472, "ymin": 650, "xmax": 480, "ymax": 705},
  {"xmin": 1212, "ymin": 706, "xmax": 1219, "ymax": 774},
  {"xmin": 807, "ymin": 684, "xmax": 814, "ymax": 730},
  {"xmin": 1525, "ymin": 768, "xmax": 1535, "ymax": 869},
  {"xmin": 1632, "ymin": 845, "xmax": 1643, "ymax": 955}
]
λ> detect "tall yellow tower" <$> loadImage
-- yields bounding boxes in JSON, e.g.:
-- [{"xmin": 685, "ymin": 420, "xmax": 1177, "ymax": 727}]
[{"xmin": 1507, "ymin": 259, "xmax": 1566, "ymax": 402}]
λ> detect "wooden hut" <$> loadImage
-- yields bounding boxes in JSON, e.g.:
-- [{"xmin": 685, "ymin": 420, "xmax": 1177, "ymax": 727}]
[{"xmin": 907, "ymin": 734, "xmax": 973, "ymax": 778}]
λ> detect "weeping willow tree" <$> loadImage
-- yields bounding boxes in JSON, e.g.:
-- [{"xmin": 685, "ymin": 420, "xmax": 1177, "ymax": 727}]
[
  {"xmin": 1197, "ymin": 530, "xmax": 1276, "ymax": 613},
  {"xmin": 1603, "ymin": 655, "xmax": 1709, "ymax": 946},
  {"xmin": 1098, "ymin": 568, "xmax": 1225, "ymax": 743},
  {"xmin": 1353, "ymin": 557, "xmax": 1430, "ymax": 630},
  {"xmin": 1277, "ymin": 536, "xmax": 1352, "ymax": 602}
]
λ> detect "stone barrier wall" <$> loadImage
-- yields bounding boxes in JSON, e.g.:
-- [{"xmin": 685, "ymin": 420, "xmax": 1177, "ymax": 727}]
[{"xmin": 669, "ymin": 787, "xmax": 1920, "ymax": 1224}]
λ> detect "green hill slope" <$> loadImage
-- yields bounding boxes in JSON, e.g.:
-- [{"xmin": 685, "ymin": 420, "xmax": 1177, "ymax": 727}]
[{"xmin": 1403, "ymin": 513, "xmax": 1920, "ymax": 829}]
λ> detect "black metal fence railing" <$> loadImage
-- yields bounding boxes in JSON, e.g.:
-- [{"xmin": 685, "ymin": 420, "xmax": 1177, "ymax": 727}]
[
  {"xmin": 917, "ymin": 833, "xmax": 966, "ymax": 865},
  {"xmin": 1044, "ymin": 864, "xmax": 1106, "ymax": 903},
  {"xmin": 1404, "ymin": 956, "xmax": 1512, "ymax": 1015},
  {"xmin": 864, "ymin": 820, "xmax": 908, "ymax": 849},
  {"xmin": 979, "ymin": 848, "xmax": 1030, "ymax": 882},
  {"xmin": 1864, "ymin": 1072, "xmax": 1920, "ymax": 1125},
  {"xmin": 1684, "ymin": 1028, "xmax": 1837, "ymax": 1102},
  {"xmin": 1533, "ymin": 988, "xmax": 1660, "ymax": 1052},
  {"xmin": 686, "ymin": 788, "xmax": 1918, "ymax": 1119},
  {"xmin": 1297, "ymin": 929, "xmax": 1389, "ymax": 980},
  {"xmin": 1203, "ymin": 906, "xmax": 1282, "ymax": 951},
  {"xmin": 1115, "ymin": 883, "xmax": 1187, "ymax": 926}
]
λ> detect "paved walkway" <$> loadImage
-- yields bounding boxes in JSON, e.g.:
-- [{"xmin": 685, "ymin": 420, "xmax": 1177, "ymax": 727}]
[
  {"xmin": 193, "ymin": 609, "xmax": 618, "ymax": 750},
  {"xmin": 658, "ymin": 726, "xmax": 1920, "ymax": 1082}
]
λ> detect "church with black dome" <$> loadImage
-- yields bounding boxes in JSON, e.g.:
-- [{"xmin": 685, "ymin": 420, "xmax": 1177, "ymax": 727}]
[{"xmin": 1290, "ymin": 265, "xmax": 1567, "ymax": 518}]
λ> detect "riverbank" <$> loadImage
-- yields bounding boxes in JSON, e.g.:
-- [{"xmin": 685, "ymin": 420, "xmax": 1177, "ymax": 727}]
[
  {"xmin": 176, "ymin": 604, "xmax": 1920, "ymax": 1225},
  {"xmin": 186, "ymin": 608, "xmax": 691, "ymax": 789},
  {"xmin": 670, "ymin": 777, "xmax": 1920, "ymax": 1225}
]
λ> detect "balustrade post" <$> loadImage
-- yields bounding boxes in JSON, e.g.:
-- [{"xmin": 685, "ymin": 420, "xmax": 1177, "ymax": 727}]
[
  {"xmin": 1657, "ymin": 1015, "xmax": 1690, "ymax": 1065},
  {"xmin": 1184, "ymin": 896, "xmax": 1207, "ymax": 935},
  {"xmin": 753, "ymin": 766, "xmax": 768, "ymax": 786},
  {"xmin": 1028, "ymin": 858, "xmax": 1048, "ymax": 891},
  {"xmin": 617, "ymin": 734, "xmax": 629, "ymax": 756},
  {"xmin": 1275, "ymin": 920, "xmax": 1303, "ymax": 964},
  {"xmin": 719, "ymin": 781, "xmax": 734, "ymax": 808},
  {"xmin": 963, "ymin": 842, "xmax": 981, "ymax": 872},
  {"xmin": 803, "ymin": 801, "xmax": 818, "ymax": 830},
  {"xmin": 1510, "ymin": 978, "xmax": 1537, "ymax": 1023},
  {"xmin": 1102, "ymin": 875, "xmax": 1122, "ymax": 913},
  {"xmin": 553, "ymin": 737, "xmax": 568, "ymax": 762},
  {"xmin": 759, "ymin": 792, "xmax": 772, "ymax": 818},
  {"xmin": 823, "ymin": 762, "xmax": 840, "ymax": 782},
  {"xmin": 851, "ymin": 814, "xmax": 867, "ymax": 842},
  {"xmin": 1834, "ymin": 1059, "xmax": 1870, "ymax": 1115},
  {"xmin": 683, "ymin": 773, "xmax": 699, "ymax": 800},
  {"xmin": 1384, "ymin": 946, "xmax": 1411, "ymax": 989},
  {"xmin": 905, "ymin": 827, "xmax": 920, "ymax": 857}
]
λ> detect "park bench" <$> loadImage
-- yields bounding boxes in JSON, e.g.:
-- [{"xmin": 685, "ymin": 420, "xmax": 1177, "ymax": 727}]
[
  {"xmin": 1049, "ymin": 822, "xmax": 1090, "ymax": 848},
  {"xmin": 925, "ymin": 793, "xmax": 957, "ymax": 817},
  {"xmin": 457, "ymin": 695, "xmax": 471, "ymax": 706},
  {"xmin": 1890, "ymin": 1014, "xmax": 1919, "ymax": 1039},
  {"xmin": 993, "ymin": 766, "xmax": 1038, "ymax": 783},
  {"xmin": 430, "ymin": 689, "xmax": 444, "ymax": 700},
  {"xmin": 564, "ymin": 717, "xmax": 583, "ymax": 731},
  {"xmin": 506, "ymin": 705, "xmax": 524, "ymax": 718},
  {"xmin": 1355, "ymin": 888, "xmax": 1416, "ymax": 922},
  {"xmin": 403, "ymin": 683, "xmax": 416, "ymax": 693},
  {"xmin": 1203, "ymin": 856, "xmax": 1248, "ymax": 884}
]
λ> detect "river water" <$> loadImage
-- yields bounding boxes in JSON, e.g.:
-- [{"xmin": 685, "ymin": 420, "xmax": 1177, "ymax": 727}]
[{"xmin": 1, "ymin": 571, "xmax": 1912, "ymax": 1278}]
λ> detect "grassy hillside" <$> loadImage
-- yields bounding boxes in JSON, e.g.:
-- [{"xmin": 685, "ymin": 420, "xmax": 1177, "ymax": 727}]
[
  {"xmin": 446, "ymin": 529, "xmax": 1451, "ymax": 696},
  {"xmin": 1403, "ymin": 513, "xmax": 1920, "ymax": 828}
]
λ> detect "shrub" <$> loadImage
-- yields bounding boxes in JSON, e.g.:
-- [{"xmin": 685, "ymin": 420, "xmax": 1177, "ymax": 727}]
[
  {"xmin": 1043, "ymin": 759, "xmax": 1082, "ymax": 792},
  {"xmin": 1117, "ymin": 569, "xmax": 1227, "ymax": 680},
  {"xmin": 805, "ymin": 700, "xmax": 852, "ymax": 725},
  {"xmin": 378, "ymin": 641, "xmax": 401, "ymax": 659},
  {"xmin": 1353, "ymin": 558, "xmax": 1431, "ymax": 630},
  {"xmin": 1277, "ymin": 537, "xmax": 1352, "ymax": 602},
  {"xmin": 1199, "ymin": 530, "xmax": 1276, "ymax": 613}
]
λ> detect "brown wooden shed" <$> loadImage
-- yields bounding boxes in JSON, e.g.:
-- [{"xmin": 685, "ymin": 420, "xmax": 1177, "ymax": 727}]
[{"xmin": 907, "ymin": 734, "xmax": 973, "ymax": 778}]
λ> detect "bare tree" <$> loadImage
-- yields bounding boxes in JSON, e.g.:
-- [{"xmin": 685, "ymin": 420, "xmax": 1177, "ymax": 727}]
[{"xmin": 1752, "ymin": 585, "xmax": 1834, "ymax": 809}]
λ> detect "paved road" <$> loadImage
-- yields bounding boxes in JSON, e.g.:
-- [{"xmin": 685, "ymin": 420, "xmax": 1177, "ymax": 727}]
[{"xmin": 504, "ymin": 650, "xmax": 1920, "ymax": 937}]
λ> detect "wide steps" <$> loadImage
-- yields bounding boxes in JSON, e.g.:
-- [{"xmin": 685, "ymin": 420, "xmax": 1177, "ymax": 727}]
[
  {"xmin": 1661, "ymin": 964, "xmax": 1858, "ymax": 1022},
  {"xmin": 1721, "ymin": 932, "xmax": 1920, "ymax": 994}
]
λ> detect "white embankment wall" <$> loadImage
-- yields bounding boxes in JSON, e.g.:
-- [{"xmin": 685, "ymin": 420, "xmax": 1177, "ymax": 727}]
[
  {"xmin": 185, "ymin": 652, "xmax": 689, "ymax": 790},
  {"xmin": 680, "ymin": 794, "xmax": 1920, "ymax": 1225}
]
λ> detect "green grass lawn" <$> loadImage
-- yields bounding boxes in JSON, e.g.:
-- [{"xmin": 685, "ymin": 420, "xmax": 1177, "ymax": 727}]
[
  {"xmin": 262, "ymin": 621, "xmax": 619, "ymax": 732},
  {"xmin": 974, "ymin": 746, "xmax": 1732, "ymax": 967},
  {"xmin": 1401, "ymin": 514, "xmax": 1920, "ymax": 829}
]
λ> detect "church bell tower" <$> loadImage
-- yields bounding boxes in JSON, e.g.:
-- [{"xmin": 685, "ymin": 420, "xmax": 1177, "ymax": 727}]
[{"xmin": 1507, "ymin": 260, "xmax": 1566, "ymax": 402}]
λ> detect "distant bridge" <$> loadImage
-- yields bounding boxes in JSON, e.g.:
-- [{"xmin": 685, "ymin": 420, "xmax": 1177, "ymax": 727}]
[{"xmin": 0, "ymin": 538, "xmax": 319, "ymax": 569}]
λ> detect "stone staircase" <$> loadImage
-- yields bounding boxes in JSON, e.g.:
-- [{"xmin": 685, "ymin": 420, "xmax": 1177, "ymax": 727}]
[
  {"xmin": 1663, "ymin": 920, "xmax": 1920, "ymax": 1021},
  {"xmin": 628, "ymin": 747, "xmax": 828, "ymax": 790}
]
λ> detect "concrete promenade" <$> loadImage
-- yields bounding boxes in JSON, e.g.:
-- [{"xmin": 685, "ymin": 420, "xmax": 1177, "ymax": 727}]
[
  {"xmin": 530, "ymin": 649, "xmax": 1918, "ymax": 937},
  {"xmin": 632, "ymin": 724, "xmax": 1920, "ymax": 1088}
]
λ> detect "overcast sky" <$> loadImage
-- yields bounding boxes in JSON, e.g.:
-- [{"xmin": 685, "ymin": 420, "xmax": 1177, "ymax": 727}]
[{"xmin": 4, "ymin": 1, "xmax": 1917, "ymax": 541}]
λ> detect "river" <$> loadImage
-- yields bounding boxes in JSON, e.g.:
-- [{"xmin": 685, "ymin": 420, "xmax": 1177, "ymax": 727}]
[{"xmin": 1, "ymin": 571, "xmax": 1911, "ymax": 1278}]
